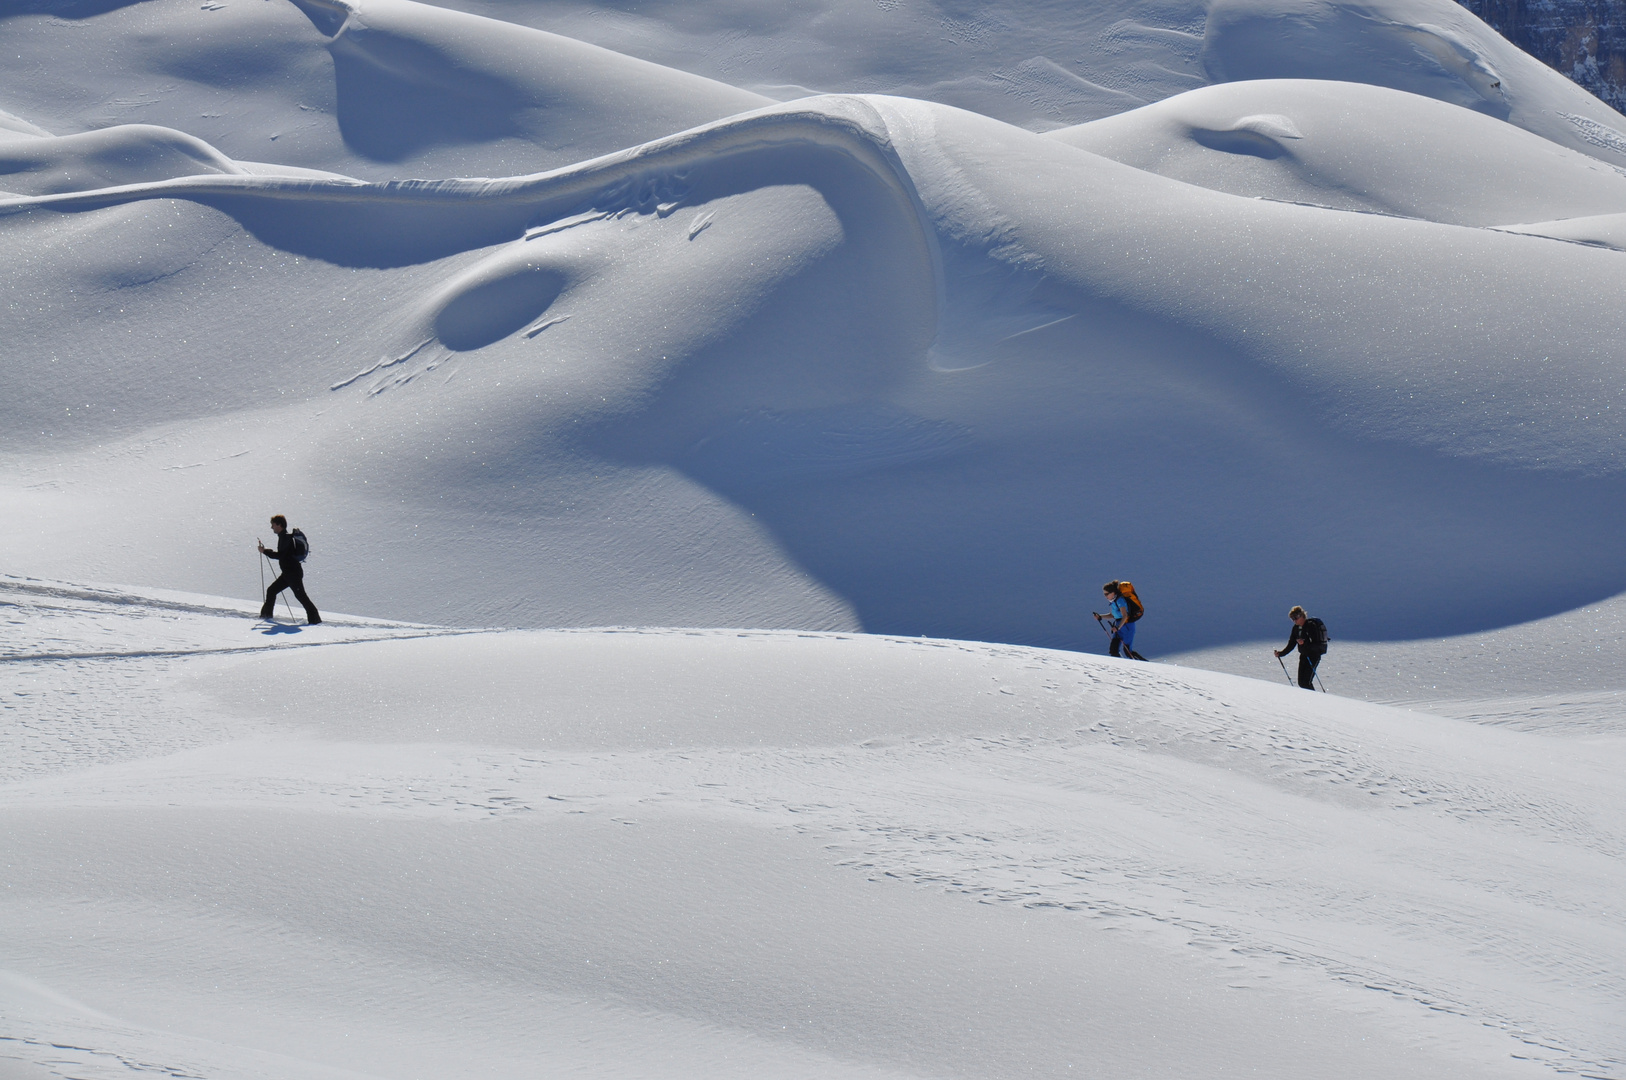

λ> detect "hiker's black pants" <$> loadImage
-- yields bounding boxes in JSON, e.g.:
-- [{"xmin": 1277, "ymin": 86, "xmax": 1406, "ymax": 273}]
[
  {"xmin": 1297, "ymin": 650, "xmax": 1322, "ymax": 690},
  {"xmin": 263, "ymin": 564, "xmax": 320, "ymax": 622}
]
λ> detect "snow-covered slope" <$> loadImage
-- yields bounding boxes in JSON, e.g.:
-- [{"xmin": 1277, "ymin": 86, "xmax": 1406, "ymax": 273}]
[
  {"xmin": 1047, "ymin": 78, "xmax": 1626, "ymax": 225},
  {"xmin": 319, "ymin": 0, "xmax": 1626, "ymax": 162},
  {"xmin": 283, "ymin": 0, "xmax": 771, "ymax": 172},
  {"xmin": 0, "ymin": 0, "xmax": 769, "ymax": 181},
  {"xmin": 10, "ymin": 0, "xmax": 1626, "ymax": 168},
  {"xmin": 2, "ymin": 578, "xmax": 1622, "ymax": 1079},
  {"xmin": 1199, "ymin": 0, "xmax": 1626, "ymax": 167},
  {"xmin": 6, "ymin": 2, "xmax": 1626, "ymax": 1075},
  {"xmin": 1170, "ymin": 589, "xmax": 1626, "ymax": 734},
  {"xmin": 3, "ymin": 83, "xmax": 1624, "ymax": 651}
]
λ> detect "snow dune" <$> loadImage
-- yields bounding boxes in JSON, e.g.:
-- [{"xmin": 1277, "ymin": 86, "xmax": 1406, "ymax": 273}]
[
  {"xmin": 1497, "ymin": 211, "xmax": 1626, "ymax": 251},
  {"xmin": 2, "ymin": 83, "xmax": 1624, "ymax": 649},
  {"xmin": 284, "ymin": 0, "xmax": 770, "ymax": 170},
  {"xmin": 5, "ymin": 1, "xmax": 1626, "ymax": 1074},
  {"xmin": 0, "ymin": 124, "xmax": 252, "ymax": 198},
  {"xmin": 336, "ymin": 0, "xmax": 1626, "ymax": 156},
  {"xmin": 2, "ymin": 578, "xmax": 1623, "ymax": 1078},
  {"xmin": 1199, "ymin": 0, "xmax": 1626, "ymax": 168},
  {"xmin": 1047, "ymin": 79, "xmax": 1626, "ymax": 226}
]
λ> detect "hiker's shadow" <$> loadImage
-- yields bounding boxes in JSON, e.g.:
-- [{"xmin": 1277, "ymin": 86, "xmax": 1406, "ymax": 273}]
[{"xmin": 259, "ymin": 624, "xmax": 304, "ymax": 636}]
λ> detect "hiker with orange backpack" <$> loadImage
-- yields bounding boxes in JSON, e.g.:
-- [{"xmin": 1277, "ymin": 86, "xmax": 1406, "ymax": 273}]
[{"xmin": 1093, "ymin": 580, "xmax": 1146, "ymax": 661}]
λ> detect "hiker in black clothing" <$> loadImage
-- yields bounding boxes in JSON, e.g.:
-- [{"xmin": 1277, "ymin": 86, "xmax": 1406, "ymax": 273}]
[
  {"xmin": 1274, "ymin": 605, "xmax": 1324, "ymax": 689},
  {"xmin": 258, "ymin": 514, "xmax": 321, "ymax": 624}
]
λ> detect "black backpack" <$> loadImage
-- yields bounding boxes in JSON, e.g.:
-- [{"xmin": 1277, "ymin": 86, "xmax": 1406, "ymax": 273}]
[
  {"xmin": 289, "ymin": 528, "xmax": 310, "ymax": 562},
  {"xmin": 1304, "ymin": 616, "xmax": 1328, "ymax": 651}
]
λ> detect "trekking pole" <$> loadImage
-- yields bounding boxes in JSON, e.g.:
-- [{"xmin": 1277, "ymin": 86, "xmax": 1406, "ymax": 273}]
[
  {"xmin": 1314, "ymin": 668, "xmax": 1328, "ymax": 694},
  {"xmin": 1094, "ymin": 613, "xmax": 1118, "ymax": 648},
  {"xmin": 1276, "ymin": 653, "xmax": 1294, "ymax": 686},
  {"xmin": 257, "ymin": 546, "xmax": 265, "ymax": 611}
]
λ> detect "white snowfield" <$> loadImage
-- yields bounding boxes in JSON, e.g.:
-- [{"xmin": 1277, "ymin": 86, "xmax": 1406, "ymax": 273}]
[
  {"xmin": 4, "ymin": 0, "xmax": 1626, "ymax": 1075},
  {"xmin": 2, "ymin": 577, "xmax": 1622, "ymax": 1079}
]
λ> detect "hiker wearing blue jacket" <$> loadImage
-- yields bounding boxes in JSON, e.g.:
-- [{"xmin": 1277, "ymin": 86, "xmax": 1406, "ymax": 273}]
[
  {"xmin": 1093, "ymin": 580, "xmax": 1145, "ymax": 661},
  {"xmin": 257, "ymin": 514, "xmax": 321, "ymax": 624}
]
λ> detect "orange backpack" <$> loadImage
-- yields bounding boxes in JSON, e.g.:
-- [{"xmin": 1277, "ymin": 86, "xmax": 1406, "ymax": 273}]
[{"xmin": 1118, "ymin": 581, "xmax": 1144, "ymax": 622}]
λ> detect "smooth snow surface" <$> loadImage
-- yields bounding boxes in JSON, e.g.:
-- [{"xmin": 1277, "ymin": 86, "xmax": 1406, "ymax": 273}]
[
  {"xmin": 1169, "ymin": 590, "xmax": 1626, "ymax": 734},
  {"xmin": 3, "ymin": 578, "xmax": 1623, "ymax": 1079},
  {"xmin": 1198, "ymin": 0, "xmax": 1626, "ymax": 166},
  {"xmin": 1048, "ymin": 79, "xmax": 1626, "ymax": 225},
  {"xmin": 4, "ymin": 0, "xmax": 1626, "ymax": 1075}
]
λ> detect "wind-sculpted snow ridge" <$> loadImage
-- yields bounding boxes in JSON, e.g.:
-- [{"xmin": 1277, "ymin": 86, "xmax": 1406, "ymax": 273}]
[
  {"xmin": 0, "ymin": 0, "xmax": 772, "ymax": 182},
  {"xmin": 280, "ymin": 0, "xmax": 771, "ymax": 172},
  {"xmin": 1200, "ymin": 0, "xmax": 1626, "ymax": 169},
  {"xmin": 3, "ymin": 89, "xmax": 1622, "ymax": 470},
  {"xmin": 5, "ymin": 0, "xmax": 1626, "ymax": 651},
  {"xmin": 1048, "ymin": 79, "xmax": 1626, "ymax": 226},
  {"xmin": 0, "ymin": 123, "xmax": 252, "ymax": 197},
  {"xmin": 1, "ymin": 591, "xmax": 1622, "ymax": 1079},
  {"xmin": 3, "ymin": 90, "xmax": 1626, "ymax": 648},
  {"xmin": 6, "ymin": 2, "xmax": 1626, "ymax": 1076},
  {"xmin": 1496, "ymin": 211, "xmax": 1626, "ymax": 251},
  {"xmin": 0, "ymin": 95, "xmax": 933, "ymax": 270},
  {"xmin": 0, "ymin": 107, "xmax": 50, "ymax": 139}
]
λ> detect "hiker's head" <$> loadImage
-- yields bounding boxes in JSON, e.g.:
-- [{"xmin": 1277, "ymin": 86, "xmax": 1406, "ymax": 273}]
[
  {"xmin": 1288, "ymin": 605, "xmax": 1307, "ymax": 624},
  {"xmin": 1102, "ymin": 580, "xmax": 1121, "ymax": 598},
  {"xmin": 270, "ymin": 514, "xmax": 287, "ymax": 534}
]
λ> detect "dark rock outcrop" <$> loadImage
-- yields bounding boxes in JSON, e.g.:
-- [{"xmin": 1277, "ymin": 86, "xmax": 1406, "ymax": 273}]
[{"xmin": 1458, "ymin": 0, "xmax": 1626, "ymax": 111}]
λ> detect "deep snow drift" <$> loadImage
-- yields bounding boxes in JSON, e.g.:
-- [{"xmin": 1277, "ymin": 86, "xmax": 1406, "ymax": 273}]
[{"xmin": 4, "ymin": 0, "xmax": 1626, "ymax": 1076}]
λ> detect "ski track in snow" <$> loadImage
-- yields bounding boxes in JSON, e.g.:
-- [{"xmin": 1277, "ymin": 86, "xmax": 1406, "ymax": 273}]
[
  {"xmin": 2, "ymin": 582, "xmax": 1622, "ymax": 1079},
  {"xmin": 0, "ymin": 576, "xmax": 478, "ymax": 783}
]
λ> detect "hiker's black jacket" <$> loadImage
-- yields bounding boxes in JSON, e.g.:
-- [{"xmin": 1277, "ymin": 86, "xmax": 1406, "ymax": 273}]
[
  {"xmin": 1282, "ymin": 619, "xmax": 1327, "ymax": 657},
  {"xmin": 263, "ymin": 532, "xmax": 303, "ymax": 573}
]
